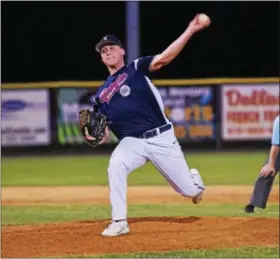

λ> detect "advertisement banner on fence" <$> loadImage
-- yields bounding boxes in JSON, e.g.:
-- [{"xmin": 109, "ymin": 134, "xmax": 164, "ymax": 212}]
[
  {"xmin": 57, "ymin": 88, "xmax": 119, "ymax": 145},
  {"xmin": 57, "ymin": 85, "xmax": 216, "ymax": 145},
  {"xmin": 222, "ymin": 84, "xmax": 280, "ymax": 140},
  {"xmin": 159, "ymin": 85, "xmax": 216, "ymax": 142},
  {"xmin": 1, "ymin": 89, "xmax": 50, "ymax": 146}
]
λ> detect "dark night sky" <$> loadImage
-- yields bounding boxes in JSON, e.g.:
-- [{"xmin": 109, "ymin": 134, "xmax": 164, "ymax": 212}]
[{"xmin": 1, "ymin": 1, "xmax": 279, "ymax": 82}]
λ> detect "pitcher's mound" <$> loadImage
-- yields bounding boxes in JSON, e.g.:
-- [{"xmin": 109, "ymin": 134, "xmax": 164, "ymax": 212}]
[{"xmin": 2, "ymin": 216, "xmax": 279, "ymax": 258}]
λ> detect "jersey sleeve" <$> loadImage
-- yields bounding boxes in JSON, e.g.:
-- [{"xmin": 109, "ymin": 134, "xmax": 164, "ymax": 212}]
[
  {"xmin": 133, "ymin": 56, "xmax": 155, "ymax": 75},
  {"xmin": 271, "ymin": 115, "xmax": 280, "ymax": 146}
]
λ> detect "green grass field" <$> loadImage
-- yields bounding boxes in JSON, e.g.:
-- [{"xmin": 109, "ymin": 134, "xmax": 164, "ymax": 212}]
[
  {"xmin": 2, "ymin": 151, "xmax": 279, "ymax": 258},
  {"xmin": 2, "ymin": 151, "xmax": 278, "ymax": 186},
  {"xmin": 3, "ymin": 203, "xmax": 279, "ymax": 226},
  {"xmin": 70, "ymin": 247, "xmax": 279, "ymax": 258}
]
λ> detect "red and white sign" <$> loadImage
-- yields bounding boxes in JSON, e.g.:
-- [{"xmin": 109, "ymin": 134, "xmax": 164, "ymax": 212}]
[{"xmin": 222, "ymin": 84, "xmax": 280, "ymax": 140}]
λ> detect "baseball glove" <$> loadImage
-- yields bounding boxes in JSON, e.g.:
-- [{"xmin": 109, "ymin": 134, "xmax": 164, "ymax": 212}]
[{"xmin": 79, "ymin": 109, "xmax": 107, "ymax": 147}]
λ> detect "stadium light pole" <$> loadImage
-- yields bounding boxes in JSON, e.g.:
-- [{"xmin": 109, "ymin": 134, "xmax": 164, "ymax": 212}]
[{"xmin": 125, "ymin": 1, "xmax": 140, "ymax": 64}]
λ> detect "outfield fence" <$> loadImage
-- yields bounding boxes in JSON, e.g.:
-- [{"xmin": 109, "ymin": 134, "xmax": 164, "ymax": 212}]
[{"xmin": 1, "ymin": 77, "xmax": 279, "ymax": 155}]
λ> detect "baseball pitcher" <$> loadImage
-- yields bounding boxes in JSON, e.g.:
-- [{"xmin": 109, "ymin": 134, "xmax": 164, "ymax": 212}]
[
  {"xmin": 245, "ymin": 115, "xmax": 280, "ymax": 213},
  {"xmin": 79, "ymin": 14, "xmax": 210, "ymax": 237}
]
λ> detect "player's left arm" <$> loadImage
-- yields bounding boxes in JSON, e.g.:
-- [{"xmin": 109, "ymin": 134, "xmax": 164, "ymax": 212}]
[
  {"xmin": 149, "ymin": 14, "xmax": 210, "ymax": 71},
  {"xmin": 261, "ymin": 115, "xmax": 280, "ymax": 176}
]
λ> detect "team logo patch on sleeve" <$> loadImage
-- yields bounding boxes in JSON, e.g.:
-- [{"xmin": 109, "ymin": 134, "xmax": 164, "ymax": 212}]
[{"xmin": 120, "ymin": 85, "xmax": 131, "ymax": 97}]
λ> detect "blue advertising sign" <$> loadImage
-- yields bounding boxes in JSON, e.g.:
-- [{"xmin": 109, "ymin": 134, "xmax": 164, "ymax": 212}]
[{"xmin": 158, "ymin": 85, "xmax": 216, "ymax": 141}]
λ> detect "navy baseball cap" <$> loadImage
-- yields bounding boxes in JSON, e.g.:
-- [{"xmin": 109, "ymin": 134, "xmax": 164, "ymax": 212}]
[{"xmin": 95, "ymin": 35, "xmax": 124, "ymax": 53}]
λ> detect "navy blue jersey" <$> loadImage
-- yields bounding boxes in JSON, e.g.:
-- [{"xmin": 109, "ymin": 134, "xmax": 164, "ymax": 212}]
[{"xmin": 94, "ymin": 56, "xmax": 170, "ymax": 140}]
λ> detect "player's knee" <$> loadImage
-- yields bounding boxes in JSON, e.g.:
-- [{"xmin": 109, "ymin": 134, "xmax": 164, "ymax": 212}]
[
  {"xmin": 180, "ymin": 186, "xmax": 201, "ymax": 198},
  {"xmin": 108, "ymin": 154, "xmax": 128, "ymax": 176}
]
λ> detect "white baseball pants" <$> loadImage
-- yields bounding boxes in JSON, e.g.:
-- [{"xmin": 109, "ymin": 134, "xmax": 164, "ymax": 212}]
[{"xmin": 107, "ymin": 126, "xmax": 205, "ymax": 221}]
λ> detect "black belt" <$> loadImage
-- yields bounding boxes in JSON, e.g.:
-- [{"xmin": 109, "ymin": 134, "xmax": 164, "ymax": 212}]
[{"xmin": 139, "ymin": 124, "xmax": 171, "ymax": 139}]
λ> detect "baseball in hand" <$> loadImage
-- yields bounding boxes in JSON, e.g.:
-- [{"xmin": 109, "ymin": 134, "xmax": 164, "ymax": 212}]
[{"xmin": 198, "ymin": 13, "xmax": 211, "ymax": 27}]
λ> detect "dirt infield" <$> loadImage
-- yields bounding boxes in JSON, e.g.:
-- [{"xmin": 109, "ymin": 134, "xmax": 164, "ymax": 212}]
[
  {"xmin": 2, "ymin": 185, "xmax": 279, "ymax": 257},
  {"xmin": 2, "ymin": 217, "xmax": 279, "ymax": 258},
  {"xmin": 2, "ymin": 185, "xmax": 279, "ymax": 205}
]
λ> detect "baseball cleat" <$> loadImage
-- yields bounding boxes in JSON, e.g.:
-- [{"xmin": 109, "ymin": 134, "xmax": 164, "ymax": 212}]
[
  {"xmin": 101, "ymin": 220, "xmax": 129, "ymax": 237},
  {"xmin": 192, "ymin": 190, "xmax": 203, "ymax": 204},
  {"xmin": 244, "ymin": 204, "xmax": 255, "ymax": 213}
]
